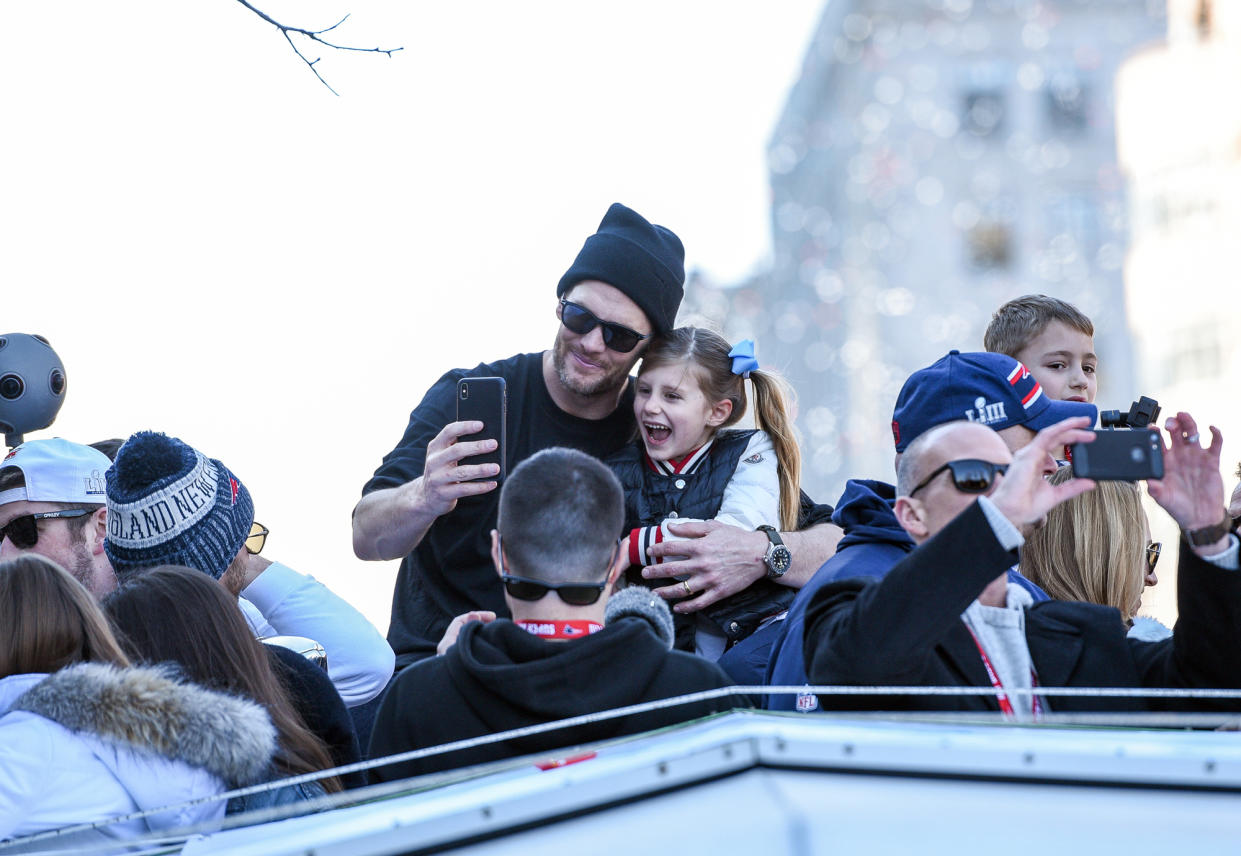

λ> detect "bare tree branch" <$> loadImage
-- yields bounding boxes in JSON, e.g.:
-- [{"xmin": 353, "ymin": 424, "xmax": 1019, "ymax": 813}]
[{"xmin": 234, "ymin": 0, "xmax": 403, "ymax": 95}]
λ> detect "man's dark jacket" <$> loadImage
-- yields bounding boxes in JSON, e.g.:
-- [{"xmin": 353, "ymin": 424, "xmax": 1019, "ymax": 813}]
[
  {"xmin": 368, "ymin": 617, "xmax": 740, "ymax": 781},
  {"xmin": 803, "ymin": 500, "xmax": 1241, "ymax": 713},
  {"xmin": 764, "ymin": 479, "xmax": 915, "ymax": 709},
  {"xmin": 768, "ymin": 480, "xmax": 1051, "ymax": 710}
]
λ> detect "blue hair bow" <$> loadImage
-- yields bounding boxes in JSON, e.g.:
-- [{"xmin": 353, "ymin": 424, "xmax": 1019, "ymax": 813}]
[{"xmin": 728, "ymin": 339, "xmax": 759, "ymax": 379}]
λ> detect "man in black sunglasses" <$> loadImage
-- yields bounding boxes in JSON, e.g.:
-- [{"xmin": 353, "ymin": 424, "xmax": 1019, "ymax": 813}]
[
  {"xmin": 803, "ymin": 412, "xmax": 1241, "ymax": 718},
  {"xmin": 358, "ymin": 205, "xmax": 843, "ymax": 672},
  {"xmin": 357, "ymin": 204, "xmax": 843, "ymax": 672},
  {"xmin": 0, "ymin": 438, "xmax": 112, "ymax": 596},
  {"xmin": 766, "ymin": 349, "xmax": 1096, "ymax": 711},
  {"xmin": 354, "ymin": 203, "xmax": 685, "ymax": 668},
  {"xmin": 2, "ymin": 434, "xmax": 394, "ymax": 714},
  {"xmin": 368, "ymin": 448, "xmax": 739, "ymax": 780}
]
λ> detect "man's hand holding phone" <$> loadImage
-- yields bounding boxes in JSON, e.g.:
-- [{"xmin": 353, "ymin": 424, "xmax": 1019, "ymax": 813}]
[{"xmin": 414, "ymin": 420, "xmax": 501, "ymax": 519}]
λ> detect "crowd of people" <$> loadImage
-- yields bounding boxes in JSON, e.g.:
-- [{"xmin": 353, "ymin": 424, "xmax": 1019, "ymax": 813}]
[{"xmin": 2, "ymin": 202, "xmax": 1240, "ymax": 844}]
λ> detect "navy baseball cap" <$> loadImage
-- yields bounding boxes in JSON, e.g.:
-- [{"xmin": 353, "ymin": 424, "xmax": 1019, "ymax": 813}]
[{"xmin": 891, "ymin": 350, "xmax": 1098, "ymax": 452}]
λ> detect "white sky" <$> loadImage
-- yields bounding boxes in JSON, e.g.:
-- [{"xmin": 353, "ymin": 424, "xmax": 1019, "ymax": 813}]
[{"xmin": 0, "ymin": 0, "xmax": 824, "ymax": 630}]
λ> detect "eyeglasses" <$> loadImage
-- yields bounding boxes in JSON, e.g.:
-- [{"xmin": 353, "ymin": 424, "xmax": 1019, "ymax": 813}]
[
  {"xmin": 1146, "ymin": 541, "xmax": 1161, "ymax": 574},
  {"xmin": 500, "ymin": 574, "xmax": 608, "ymax": 605},
  {"xmin": 0, "ymin": 508, "xmax": 92, "ymax": 550},
  {"xmin": 910, "ymin": 459, "xmax": 1009, "ymax": 497},
  {"xmin": 558, "ymin": 299, "xmax": 648, "ymax": 353},
  {"xmin": 245, "ymin": 522, "xmax": 270, "ymax": 555}
]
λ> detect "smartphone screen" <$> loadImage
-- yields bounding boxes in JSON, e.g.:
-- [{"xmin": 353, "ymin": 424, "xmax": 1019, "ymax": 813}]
[
  {"xmin": 456, "ymin": 377, "xmax": 506, "ymax": 483},
  {"xmin": 1070, "ymin": 430, "xmax": 1163, "ymax": 481}
]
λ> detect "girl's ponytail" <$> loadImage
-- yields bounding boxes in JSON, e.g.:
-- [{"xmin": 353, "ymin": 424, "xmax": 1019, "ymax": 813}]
[{"xmin": 747, "ymin": 369, "xmax": 801, "ymax": 531}]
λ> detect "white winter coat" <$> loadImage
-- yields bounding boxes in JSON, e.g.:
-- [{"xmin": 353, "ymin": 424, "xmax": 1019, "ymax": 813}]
[{"xmin": 0, "ymin": 663, "xmax": 276, "ymax": 847}]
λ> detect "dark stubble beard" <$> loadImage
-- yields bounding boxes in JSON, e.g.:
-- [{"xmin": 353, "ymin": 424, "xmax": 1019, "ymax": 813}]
[
  {"xmin": 67, "ymin": 540, "xmax": 100, "ymax": 595},
  {"xmin": 552, "ymin": 334, "xmax": 633, "ymax": 399}
]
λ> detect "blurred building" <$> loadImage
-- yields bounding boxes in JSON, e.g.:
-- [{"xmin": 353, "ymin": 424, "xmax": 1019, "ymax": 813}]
[
  {"xmin": 1117, "ymin": 0, "xmax": 1241, "ymax": 449},
  {"xmin": 1115, "ymin": 0, "xmax": 1241, "ymax": 626},
  {"xmin": 683, "ymin": 0, "xmax": 1165, "ymax": 503}
]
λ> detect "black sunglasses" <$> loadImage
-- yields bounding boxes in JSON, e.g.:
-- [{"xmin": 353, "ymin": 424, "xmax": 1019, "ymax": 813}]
[
  {"xmin": 1146, "ymin": 541, "xmax": 1161, "ymax": 574},
  {"xmin": 0, "ymin": 508, "xmax": 92, "ymax": 550},
  {"xmin": 910, "ymin": 459, "xmax": 1009, "ymax": 497},
  {"xmin": 500, "ymin": 574, "xmax": 608, "ymax": 606},
  {"xmin": 559, "ymin": 298, "xmax": 648, "ymax": 353}
]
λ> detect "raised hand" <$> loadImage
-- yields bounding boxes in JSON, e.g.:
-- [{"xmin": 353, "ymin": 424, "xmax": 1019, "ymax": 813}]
[
  {"xmin": 436, "ymin": 610, "xmax": 497, "ymax": 656},
  {"xmin": 989, "ymin": 416, "xmax": 1097, "ymax": 530},
  {"xmin": 1146, "ymin": 412, "xmax": 1227, "ymax": 538}
]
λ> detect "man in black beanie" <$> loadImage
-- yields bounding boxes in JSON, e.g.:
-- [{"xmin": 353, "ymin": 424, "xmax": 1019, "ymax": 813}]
[{"xmin": 353, "ymin": 203, "xmax": 838, "ymax": 670}]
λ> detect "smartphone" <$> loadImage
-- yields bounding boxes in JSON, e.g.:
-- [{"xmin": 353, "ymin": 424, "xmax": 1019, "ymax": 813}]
[
  {"xmin": 456, "ymin": 377, "xmax": 506, "ymax": 483},
  {"xmin": 1071, "ymin": 430, "xmax": 1163, "ymax": 481}
]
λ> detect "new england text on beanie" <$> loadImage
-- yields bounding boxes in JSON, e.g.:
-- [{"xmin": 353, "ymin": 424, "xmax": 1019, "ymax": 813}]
[{"xmin": 104, "ymin": 431, "xmax": 254, "ymax": 581}]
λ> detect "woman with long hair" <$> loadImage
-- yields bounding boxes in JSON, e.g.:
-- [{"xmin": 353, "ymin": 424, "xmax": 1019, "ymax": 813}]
[
  {"xmin": 1020, "ymin": 466, "xmax": 1166, "ymax": 637},
  {"xmin": 103, "ymin": 566, "xmax": 348, "ymax": 804},
  {"xmin": 0, "ymin": 555, "xmax": 275, "ymax": 844}
]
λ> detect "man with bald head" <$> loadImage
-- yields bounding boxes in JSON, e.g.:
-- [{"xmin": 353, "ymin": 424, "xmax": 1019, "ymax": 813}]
[
  {"xmin": 765, "ymin": 350, "xmax": 1095, "ymax": 710},
  {"xmin": 803, "ymin": 412, "xmax": 1241, "ymax": 716},
  {"xmin": 895, "ymin": 422, "xmax": 1036, "ymax": 540}
]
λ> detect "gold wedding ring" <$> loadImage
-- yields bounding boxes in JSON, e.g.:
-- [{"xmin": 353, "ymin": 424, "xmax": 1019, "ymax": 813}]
[{"xmin": 681, "ymin": 579, "xmax": 693, "ymax": 597}]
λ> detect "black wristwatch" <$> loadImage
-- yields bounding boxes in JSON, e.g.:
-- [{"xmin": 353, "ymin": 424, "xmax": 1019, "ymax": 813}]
[
  {"xmin": 757, "ymin": 525, "xmax": 792, "ymax": 579},
  {"xmin": 1183, "ymin": 512, "xmax": 1232, "ymax": 548}
]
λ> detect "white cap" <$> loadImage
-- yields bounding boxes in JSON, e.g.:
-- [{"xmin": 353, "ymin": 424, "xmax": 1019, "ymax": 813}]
[{"xmin": 0, "ymin": 438, "xmax": 111, "ymax": 506}]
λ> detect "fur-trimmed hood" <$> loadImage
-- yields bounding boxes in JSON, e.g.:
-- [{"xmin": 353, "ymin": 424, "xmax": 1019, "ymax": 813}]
[{"xmin": 12, "ymin": 663, "xmax": 276, "ymax": 787}]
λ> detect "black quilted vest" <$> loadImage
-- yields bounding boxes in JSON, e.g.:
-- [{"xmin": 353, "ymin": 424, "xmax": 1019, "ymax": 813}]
[{"xmin": 605, "ymin": 429, "xmax": 795, "ymax": 651}]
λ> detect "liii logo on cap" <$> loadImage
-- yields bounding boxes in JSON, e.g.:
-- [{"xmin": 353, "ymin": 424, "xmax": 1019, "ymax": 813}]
[
  {"xmin": 83, "ymin": 470, "xmax": 106, "ymax": 497},
  {"xmin": 965, "ymin": 396, "xmax": 1007, "ymax": 426}
]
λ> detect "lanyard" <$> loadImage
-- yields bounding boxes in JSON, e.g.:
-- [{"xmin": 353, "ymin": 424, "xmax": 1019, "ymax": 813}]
[
  {"xmin": 965, "ymin": 627, "xmax": 1042, "ymax": 719},
  {"xmin": 515, "ymin": 620, "xmax": 602, "ymax": 640}
]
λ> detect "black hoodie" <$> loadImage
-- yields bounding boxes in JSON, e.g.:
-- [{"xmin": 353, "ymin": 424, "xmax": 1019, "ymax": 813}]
[{"xmin": 368, "ymin": 618, "xmax": 738, "ymax": 781}]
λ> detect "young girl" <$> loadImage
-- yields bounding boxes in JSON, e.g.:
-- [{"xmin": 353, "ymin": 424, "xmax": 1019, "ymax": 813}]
[{"xmin": 605, "ymin": 327, "xmax": 803, "ymax": 659}]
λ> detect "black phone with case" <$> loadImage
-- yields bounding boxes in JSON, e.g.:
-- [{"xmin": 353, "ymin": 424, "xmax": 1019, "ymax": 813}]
[
  {"xmin": 1071, "ymin": 429, "xmax": 1163, "ymax": 481},
  {"xmin": 456, "ymin": 377, "xmax": 506, "ymax": 483}
]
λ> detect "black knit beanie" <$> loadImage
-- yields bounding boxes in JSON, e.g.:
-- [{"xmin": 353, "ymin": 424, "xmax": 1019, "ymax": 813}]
[{"xmin": 556, "ymin": 203, "xmax": 685, "ymax": 335}]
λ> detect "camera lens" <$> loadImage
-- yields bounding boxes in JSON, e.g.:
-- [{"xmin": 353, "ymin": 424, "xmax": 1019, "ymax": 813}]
[
  {"xmin": 460, "ymin": 385, "xmax": 469, "ymax": 399},
  {"xmin": 0, "ymin": 374, "xmax": 24, "ymax": 400},
  {"xmin": 49, "ymin": 369, "xmax": 66, "ymax": 396}
]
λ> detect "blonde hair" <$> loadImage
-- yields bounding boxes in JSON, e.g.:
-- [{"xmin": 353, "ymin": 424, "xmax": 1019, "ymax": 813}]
[
  {"xmin": 638, "ymin": 327, "xmax": 802, "ymax": 530},
  {"xmin": 1020, "ymin": 466, "xmax": 1146, "ymax": 622},
  {"xmin": 0, "ymin": 555, "xmax": 130, "ymax": 679}
]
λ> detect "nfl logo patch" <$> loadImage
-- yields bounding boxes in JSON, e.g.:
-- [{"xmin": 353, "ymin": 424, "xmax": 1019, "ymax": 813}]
[{"xmin": 795, "ymin": 691, "xmax": 819, "ymax": 713}]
